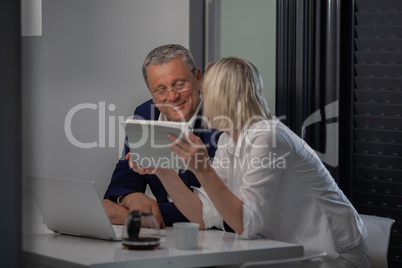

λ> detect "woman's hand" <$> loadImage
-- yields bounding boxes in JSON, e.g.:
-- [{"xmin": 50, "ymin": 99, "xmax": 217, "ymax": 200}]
[{"xmin": 168, "ymin": 133, "xmax": 211, "ymax": 173}]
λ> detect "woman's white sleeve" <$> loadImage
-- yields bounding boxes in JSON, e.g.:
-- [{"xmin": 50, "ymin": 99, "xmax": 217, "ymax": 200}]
[
  {"xmin": 192, "ymin": 142, "xmax": 228, "ymax": 231},
  {"xmin": 192, "ymin": 186, "xmax": 224, "ymax": 230}
]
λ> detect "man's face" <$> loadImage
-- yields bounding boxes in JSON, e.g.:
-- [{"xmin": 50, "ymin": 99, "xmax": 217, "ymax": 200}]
[{"xmin": 147, "ymin": 57, "xmax": 202, "ymax": 122}]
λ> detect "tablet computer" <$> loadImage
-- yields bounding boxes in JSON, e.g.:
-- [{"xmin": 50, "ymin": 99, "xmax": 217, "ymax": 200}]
[{"xmin": 122, "ymin": 119, "xmax": 191, "ymax": 169}]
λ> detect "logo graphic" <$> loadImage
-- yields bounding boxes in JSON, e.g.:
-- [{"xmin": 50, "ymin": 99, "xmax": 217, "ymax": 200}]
[
  {"xmin": 301, "ymin": 100, "xmax": 339, "ymax": 167},
  {"xmin": 64, "ymin": 100, "xmax": 340, "ymax": 168}
]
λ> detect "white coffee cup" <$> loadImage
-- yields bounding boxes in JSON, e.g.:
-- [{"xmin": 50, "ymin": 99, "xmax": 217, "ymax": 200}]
[{"xmin": 173, "ymin": 222, "xmax": 200, "ymax": 250}]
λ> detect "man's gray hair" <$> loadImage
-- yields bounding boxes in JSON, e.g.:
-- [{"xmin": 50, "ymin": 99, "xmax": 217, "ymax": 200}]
[{"xmin": 142, "ymin": 44, "xmax": 197, "ymax": 87}]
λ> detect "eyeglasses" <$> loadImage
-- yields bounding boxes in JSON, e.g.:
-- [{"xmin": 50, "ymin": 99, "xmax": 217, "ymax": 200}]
[{"xmin": 152, "ymin": 70, "xmax": 194, "ymax": 101}]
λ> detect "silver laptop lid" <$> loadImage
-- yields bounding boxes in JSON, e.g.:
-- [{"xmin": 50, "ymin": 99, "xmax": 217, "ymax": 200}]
[{"xmin": 28, "ymin": 176, "xmax": 121, "ymax": 241}]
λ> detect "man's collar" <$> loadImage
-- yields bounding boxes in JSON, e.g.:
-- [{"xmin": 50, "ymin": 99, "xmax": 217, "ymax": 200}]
[{"xmin": 187, "ymin": 100, "xmax": 202, "ymax": 129}]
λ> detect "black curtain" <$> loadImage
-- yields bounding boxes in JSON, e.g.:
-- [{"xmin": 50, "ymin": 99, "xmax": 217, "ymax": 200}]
[
  {"xmin": 277, "ymin": 1, "xmax": 402, "ymax": 266},
  {"xmin": 0, "ymin": 0, "xmax": 22, "ymax": 266},
  {"xmin": 276, "ymin": 0, "xmax": 341, "ymax": 181},
  {"xmin": 350, "ymin": 1, "xmax": 402, "ymax": 266}
]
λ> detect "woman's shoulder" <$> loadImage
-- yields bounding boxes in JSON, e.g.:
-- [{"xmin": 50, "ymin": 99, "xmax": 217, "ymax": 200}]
[
  {"xmin": 243, "ymin": 119, "xmax": 299, "ymax": 149},
  {"xmin": 246, "ymin": 119, "xmax": 289, "ymax": 138}
]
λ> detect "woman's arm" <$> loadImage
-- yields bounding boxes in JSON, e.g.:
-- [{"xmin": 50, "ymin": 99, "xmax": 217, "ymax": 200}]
[
  {"xmin": 154, "ymin": 169, "xmax": 206, "ymax": 228},
  {"xmin": 169, "ymin": 133, "xmax": 244, "ymax": 235},
  {"xmin": 129, "ymin": 154, "xmax": 205, "ymax": 228},
  {"xmin": 194, "ymin": 166, "xmax": 244, "ymax": 234}
]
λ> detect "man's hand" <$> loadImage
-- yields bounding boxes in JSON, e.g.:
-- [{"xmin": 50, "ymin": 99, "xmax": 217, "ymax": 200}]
[
  {"xmin": 121, "ymin": 192, "xmax": 165, "ymax": 228},
  {"xmin": 126, "ymin": 152, "xmax": 160, "ymax": 175},
  {"xmin": 102, "ymin": 199, "xmax": 129, "ymax": 225}
]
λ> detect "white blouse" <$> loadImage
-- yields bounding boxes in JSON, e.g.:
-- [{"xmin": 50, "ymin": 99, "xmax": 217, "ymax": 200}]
[{"xmin": 193, "ymin": 119, "xmax": 367, "ymax": 259}]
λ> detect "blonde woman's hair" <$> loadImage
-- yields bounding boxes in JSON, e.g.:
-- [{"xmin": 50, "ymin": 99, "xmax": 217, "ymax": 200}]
[{"xmin": 202, "ymin": 57, "xmax": 272, "ymax": 130}]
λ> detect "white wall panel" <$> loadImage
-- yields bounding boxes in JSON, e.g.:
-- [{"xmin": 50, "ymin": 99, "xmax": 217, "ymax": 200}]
[{"xmin": 22, "ymin": 0, "xmax": 190, "ymax": 195}]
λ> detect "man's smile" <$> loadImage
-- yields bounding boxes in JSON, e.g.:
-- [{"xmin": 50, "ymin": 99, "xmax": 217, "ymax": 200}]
[{"xmin": 170, "ymin": 102, "xmax": 186, "ymax": 111}]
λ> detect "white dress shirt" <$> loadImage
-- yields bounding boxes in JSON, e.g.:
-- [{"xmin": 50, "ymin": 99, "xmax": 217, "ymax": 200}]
[{"xmin": 193, "ymin": 119, "xmax": 367, "ymax": 259}]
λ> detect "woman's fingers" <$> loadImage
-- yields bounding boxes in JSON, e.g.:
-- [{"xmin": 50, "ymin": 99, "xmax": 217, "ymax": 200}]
[
  {"xmin": 168, "ymin": 133, "xmax": 205, "ymax": 151},
  {"xmin": 168, "ymin": 134, "xmax": 189, "ymax": 149},
  {"xmin": 167, "ymin": 133, "xmax": 211, "ymax": 173},
  {"xmin": 187, "ymin": 132, "xmax": 203, "ymax": 145}
]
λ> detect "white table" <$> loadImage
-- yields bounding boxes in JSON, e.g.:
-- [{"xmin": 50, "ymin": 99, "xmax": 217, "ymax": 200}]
[{"xmin": 23, "ymin": 224, "xmax": 304, "ymax": 268}]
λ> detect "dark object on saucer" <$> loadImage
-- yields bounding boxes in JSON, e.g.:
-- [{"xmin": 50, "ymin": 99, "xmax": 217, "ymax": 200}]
[
  {"xmin": 122, "ymin": 210, "xmax": 160, "ymax": 250},
  {"xmin": 123, "ymin": 236, "xmax": 160, "ymax": 250}
]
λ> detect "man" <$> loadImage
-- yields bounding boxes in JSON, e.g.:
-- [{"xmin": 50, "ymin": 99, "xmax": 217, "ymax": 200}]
[{"xmin": 103, "ymin": 44, "xmax": 221, "ymax": 227}]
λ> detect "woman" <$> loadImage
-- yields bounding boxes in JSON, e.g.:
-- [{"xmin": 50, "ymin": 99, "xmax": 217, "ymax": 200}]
[{"xmin": 131, "ymin": 57, "xmax": 369, "ymax": 267}]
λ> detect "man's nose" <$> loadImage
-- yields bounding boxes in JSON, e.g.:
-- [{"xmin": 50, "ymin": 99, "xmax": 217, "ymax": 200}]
[{"xmin": 166, "ymin": 89, "xmax": 179, "ymax": 102}]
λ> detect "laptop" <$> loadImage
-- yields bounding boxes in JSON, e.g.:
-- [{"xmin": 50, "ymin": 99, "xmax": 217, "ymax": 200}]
[{"xmin": 28, "ymin": 176, "xmax": 123, "ymax": 241}]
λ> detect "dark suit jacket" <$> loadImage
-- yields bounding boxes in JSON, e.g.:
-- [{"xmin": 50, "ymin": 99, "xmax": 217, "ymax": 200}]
[{"xmin": 104, "ymin": 100, "xmax": 221, "ymax": 226}]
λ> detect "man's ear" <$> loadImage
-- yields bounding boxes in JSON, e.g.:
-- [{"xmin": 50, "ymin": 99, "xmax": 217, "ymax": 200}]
[
  {"xmin": 195, "ymin": 68, "xmax": 202, "ymax": 82},
  {"xmin": 195, "ymin": 68, "xmax": 202, "ymax": 93}
]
